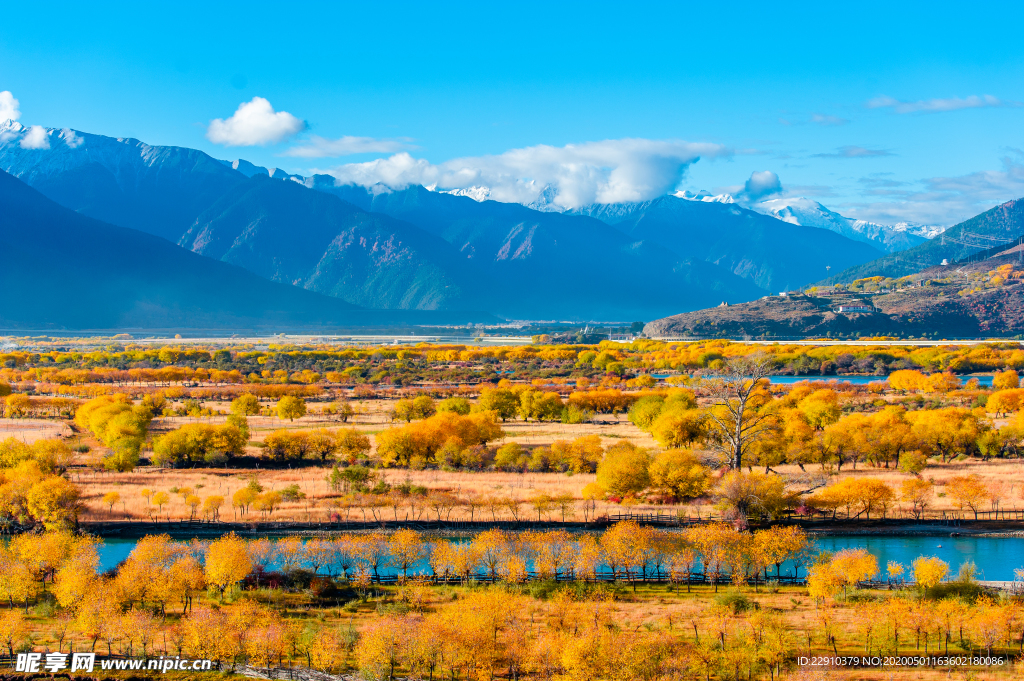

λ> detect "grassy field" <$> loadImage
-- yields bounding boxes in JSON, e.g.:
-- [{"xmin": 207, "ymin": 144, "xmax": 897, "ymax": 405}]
[{"xmin": 46, "ymin": 395, "xmax": 1024, "ymax": 523}]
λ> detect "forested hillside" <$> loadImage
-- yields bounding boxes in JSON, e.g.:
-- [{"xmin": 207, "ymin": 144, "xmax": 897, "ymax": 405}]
[{"xmin": 826, "ymin": 198, "xmax": 1024, "ymax": 284}]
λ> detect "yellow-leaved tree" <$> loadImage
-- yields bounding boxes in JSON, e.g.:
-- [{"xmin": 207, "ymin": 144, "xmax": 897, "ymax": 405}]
[
  {"xmin": 648, "ymin": 449, "xmax": 711, "ymax": 501},
  {"xmin": 913, "ymin": 556, "xmax": 949, "ymax": 591},
  {"xmin": 205, "ymin": 533, "xmax": 252, "ymax": 597}
]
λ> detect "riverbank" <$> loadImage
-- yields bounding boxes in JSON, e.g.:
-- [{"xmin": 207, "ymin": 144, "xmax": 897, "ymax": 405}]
[
  {"xmin": 73, "ymin": 516, "xmax": 1024, "ymax": 539},
  {"xmin": 78, "ymin": 518, "xmax": 617, "ymax": 538},
  {"xmin": 801, "ymin": 519, "xmax": 1024, "ymax": 536}
]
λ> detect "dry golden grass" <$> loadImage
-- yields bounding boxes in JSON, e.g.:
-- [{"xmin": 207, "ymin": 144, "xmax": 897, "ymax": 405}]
[
  {"xmin": 75, "ymin": 397, "xmax": 670, "ymax": 522},
  {"xmin": 76, "ymin": 464, "xmax": 650, "ymax": 523},
  {"xmin": 774, "ymin": 458, "xmax": 1024, "ymax": 515},
  {"xmin": 0, "ymin": 417, "xmax": 71, "ymax": 443},
  {"xmin": 44, "ymin": 394, "xmax": 1024, "ymax": 523}
]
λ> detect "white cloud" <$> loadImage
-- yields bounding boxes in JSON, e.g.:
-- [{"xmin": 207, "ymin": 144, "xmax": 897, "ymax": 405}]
[
  {"xmin": 283, "ymin": 135, "xmax": 412, "ymax": 158},
  {"xmin": 813, "ymin": 145, "xmax": 894, "ymax": 159},
  {"xmin": 19, "ymin": 125, "xmax": 50, "ymax": 150},
  {"xmin": 206, "ymin": 97, "xmax": 305, "ymax": 146},
  {"xmin": 738, "ymin": 170, "xmax": 783, "ymax": 203},
  {"xmin": 842, "ymin": 153, "xmax": 1024, "ymax": 226},
  {"xmin": 810, "ymin": 113, "xmax": 849, "ymax": 126},
  {"xmin": 867, "ymin": 94, "xmax": 1018, "ymax": 114},
  {"xmin": 61, "ymin": 129, "xmax": 83, "ymax": 149},
  {"xmin": 0, "ymin": 91, "xmax": 20, "ymax": 122},
  {"xmin": 317, "ymin": 138, "xmax": 728, "ymax": 208}
]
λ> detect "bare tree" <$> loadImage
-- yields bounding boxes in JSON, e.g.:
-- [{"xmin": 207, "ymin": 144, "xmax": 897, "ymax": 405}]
[{"xmin": 698, "ymin": 353, "xmax": 778, "ymax": 470}]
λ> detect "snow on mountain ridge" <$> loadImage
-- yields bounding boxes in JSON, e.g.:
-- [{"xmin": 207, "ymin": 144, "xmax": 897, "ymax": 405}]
[
  {"xmin": 751, "ymin": 196, "xmax": 938, "ymax": 253},
  {"xmin": 672, "ymin": 189, "xmax": 735, "ymax": 203},
  {"xmin": 439, "ymin": 185, "xmax": 491, "ymax": 202}
]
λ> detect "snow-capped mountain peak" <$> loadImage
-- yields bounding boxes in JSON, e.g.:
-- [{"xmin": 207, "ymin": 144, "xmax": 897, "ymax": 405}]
[
  {"xmin": 887, "ymin": 221, "xmax": 945, "ymax": 239},
  {"xmin": 673, "ymin": 189, "xmax": 736, "ymax": 203},
  {"xmin": 439, "ymin": 185, "xmax": 492, "ymax": 202},
  {"xmin": 751, "ymin": 196, "xmax": 941, "ymax": 253}
]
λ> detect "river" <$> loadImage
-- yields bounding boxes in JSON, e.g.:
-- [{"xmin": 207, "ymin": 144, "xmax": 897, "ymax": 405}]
[
  {"xmin": 94, "ymin": 533, "xmax": 1024, "ymax": 581},
  {"xmin": 651, "ymin": 374, "xmax": 995, "ymax": 387}
]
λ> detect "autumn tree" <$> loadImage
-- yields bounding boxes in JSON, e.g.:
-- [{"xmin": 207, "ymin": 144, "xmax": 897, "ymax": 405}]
[
  {"xmin": 685, "ymin": 522, "xmax": 741, "ymax": 592},
  {"xmin": 0, "ymin": 610, "xmax": 27, "ymax": 657},
  {"xmin": 830, "ymin": 548, "xmax": 878, "ymax": 598},
  {"xmin": 276, "ymin": 396, "xmax": 307, "ymax": 421},
  {"xmin": 26, "ymin": 476, "xmax": 81, "ymax": 530},
  {"xmin": 153, "ymin": 423, "xmax": 246, "ymax": 467},
  {"xmin": 595, "ymin": 442, "xmax": 651, "ymax": 499},
  {"xmin": 945, "ymin": 474, "xmax": 991, "ymax": 519},
  {"xmin": 205, "ymin": 532, "xmax": 252, "ymax": 597},
  {"xmin": 336, "ymin": 428, "xmax": 372, "ymax": 463},
  {"xmin": 913, "ymin": 556, "xmax": 949, "ymax": 590},
  {"xmin": 231, "ymin": 393, "xmax": 261, "ymax": 416},
  {"xmin": 993, "ymin": 369, "xmax": 1020, "ymax": 390},
  {"xmin": 863, "ymin": 406, "xmax": 919, "ymax": 468},
  {"xmin": 713, "ymin": 470, "xmax": 792, "ymax": 519},
  {"xmin": 388, "ymin": 529, "xmax": 425, "ymax": 581},
  {"xmin": 477, "ymin": 387, "xmax": 519, "ymax": 421},
  {"xmin": 648, "ymin": 449, "xmax": 711, "ymax": 500},
  {"xmin": 375, "ymin": 411, "xmax": 503, "ymax": 468},
  {"xmin": 900, "ymin": 478, "xmax": 933, "ymax": 519},
  {"xmin": 698, "ymin": 354, "xmax": 777, "ymax": 469},
  {"xmin": 75, "ymin": 394, "xmax": 153, "ymax": 471},
  {"xmin": 909, "ymin": 407, "xmax": 983, "ymax": 462}
]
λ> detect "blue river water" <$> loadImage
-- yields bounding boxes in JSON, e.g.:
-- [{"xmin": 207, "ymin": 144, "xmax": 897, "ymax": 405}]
[
  {"xmin": 94, "ymin": 533, "xmax": 1024, "ymax": 581},
  {"xmin": 651, "ymin": 374, "xmax": 995, "ymax": 387},
  {"xmin": 811, "ymin": 535, "xmax": 1024, "ymax": 581}
]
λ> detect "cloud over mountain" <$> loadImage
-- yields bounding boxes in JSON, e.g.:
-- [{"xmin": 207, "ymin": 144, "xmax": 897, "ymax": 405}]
[
  {"xmin": 0, "ymin": 91, "xmax": 19, "ymax": 122},
  {"xmin": 738, "ymin": 170, "xmax": 782, "ymax": 203},
  {"xmin": 207, "ymin": 97, "xmax": 306, "ymax": 146},
  {"xmin": 20, "ymin": 126, "xmax": 49, "ymax": 150},
  {"xmin": 319, "ymin": 138, "xmax": 728, "ymax": 209}
]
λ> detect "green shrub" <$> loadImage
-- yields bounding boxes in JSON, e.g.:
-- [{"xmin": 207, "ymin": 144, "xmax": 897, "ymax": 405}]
[{"xmin": 714, "ymin": 591, "xmax": 755, "ymax": 613}]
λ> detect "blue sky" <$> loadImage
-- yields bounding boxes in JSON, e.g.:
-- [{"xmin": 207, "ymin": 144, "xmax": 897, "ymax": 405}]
[{"xmin": 3, "ymin": 0, "xmax": 1024, "ymax": 225}]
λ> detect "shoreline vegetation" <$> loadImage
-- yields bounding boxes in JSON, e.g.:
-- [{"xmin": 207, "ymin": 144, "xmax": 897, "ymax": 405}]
[
  {"xmin": 0, "ymin": 525, "xmax": 1022, "ymax": 681},
  {"xmin": 71, "ymin": 519, "xmax": 1024, "ymax": 539}
]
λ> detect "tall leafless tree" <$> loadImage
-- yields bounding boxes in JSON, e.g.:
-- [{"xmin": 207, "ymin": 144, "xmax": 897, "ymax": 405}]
[{"xmin": 698, "ymin": 353, "xmax": 777, "ymax": 470}]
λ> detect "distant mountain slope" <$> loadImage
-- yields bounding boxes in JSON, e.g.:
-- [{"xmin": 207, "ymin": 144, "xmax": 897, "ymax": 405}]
[
  {"xmin": 0, "ymin": 122, "xmax": 881, "ymax": 320},
  {"xmin": 753, "ymin": 197, "xmax": 932, "ymax": 253},
  {"xmin": 0, "ymin": 121, "xmax": 247, "ymax": 242},
  {"xmin": 307, "ymin": 181, "xmax": 769, "ymax": 319},
  {"xmin": 567, "ymin": 196, "xmax": 883, "ymax": 292},
  {"xmin": 179, "ymin": 175, "xmax": 479, "ymax": 310},
  {"xmin": 0, "ymin": 170, "xmax": 489, "ymax": 330},
  {"xmin": 645, "ymin": 246, "xmax": 1024, "ymax": 339},
  {"xmin": 825, "ymin": 198, "xmax": 1024, "ymax": 284}
]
